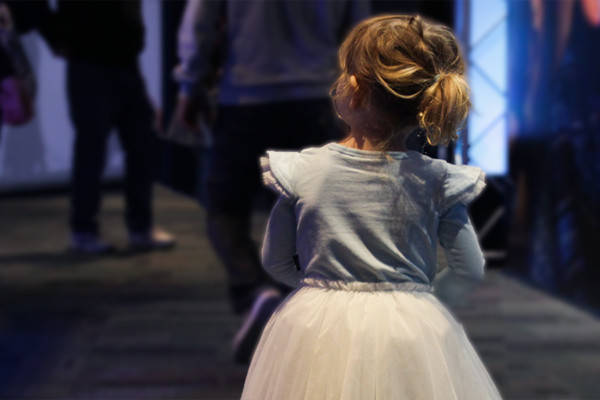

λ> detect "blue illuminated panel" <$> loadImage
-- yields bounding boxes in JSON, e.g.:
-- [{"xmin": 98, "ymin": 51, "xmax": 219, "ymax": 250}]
[{"xmin": 456, "ymin": 0, "xmax": 508, "ymax": 175}]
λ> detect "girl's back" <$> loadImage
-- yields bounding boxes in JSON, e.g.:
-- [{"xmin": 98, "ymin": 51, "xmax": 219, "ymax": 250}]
[
  {"xmin": 245, "ymin": 143, "xmax": 500, "ymax": 400},
  {"xmin": 263, "ymin": 143, "xmax": 483, "ymax": 286}
]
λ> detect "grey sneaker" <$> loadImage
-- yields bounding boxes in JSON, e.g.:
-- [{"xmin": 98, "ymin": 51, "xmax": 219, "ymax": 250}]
[
  {"xmin": 232, "ymin": 288, "xmax": 282, "ymax": 364},
  {"xmin": 129, "ymin": 227, "xmax": 176, "ymax": 251},
  {"xmin": 69, "ymin": 233, "xmax": 115, "ymax": 254}
]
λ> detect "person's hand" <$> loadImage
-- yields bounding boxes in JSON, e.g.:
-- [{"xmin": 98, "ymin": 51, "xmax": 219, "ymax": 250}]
[
  {"xmin": 145, "ymin": 95, "xmax": 163, "ymax": 133},
  {"xmin": 176, "ymin": 93, "xmax": 214, "ymax": 132},
  {"xmin": 154, "ymin": 107, "xmax": 164, "ymax": 133},
  {"xmin": 51, "ymin": 44, "xmax": 71, "ymax": 59},
  {"xmin": 0, "ymin": 76, "xmax": 34, "ymax": 126}
]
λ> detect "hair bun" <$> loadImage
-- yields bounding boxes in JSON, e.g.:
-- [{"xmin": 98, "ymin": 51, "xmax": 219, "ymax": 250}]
[
  {"xmin": 336, "ymin": 15, "xmax": 470, "ymax": 149},
  {"xmin": 419, "ymin": 72, "xmax": 470, "ymax": 145}
]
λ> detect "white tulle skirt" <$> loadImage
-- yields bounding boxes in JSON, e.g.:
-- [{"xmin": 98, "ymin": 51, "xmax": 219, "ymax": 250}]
[{"xmin": 241, "ymin": 279, "xmax": 502, "ymax": 400}]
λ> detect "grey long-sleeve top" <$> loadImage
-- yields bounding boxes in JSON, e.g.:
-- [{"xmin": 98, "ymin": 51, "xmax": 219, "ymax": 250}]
[
  {"xmin": 260, "ymin": 143, "xmax": 487, "ymax": 304},
  {"xmin": 174, "ymin": 0, "xmax": 370, "ymax": 104}
]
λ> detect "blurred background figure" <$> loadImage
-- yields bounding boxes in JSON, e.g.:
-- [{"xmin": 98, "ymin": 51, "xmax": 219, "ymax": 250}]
[
  {"xmin": 47, "ymin": 0, "xmax": 175, "ymax": 254},
  {"xmin": 0, "ymin": 43, "xmax": 33, "ymax": 128},
  {"xmin": 508, "ymin": 0, "xmax": 600, "ymax": 307},
  {"xmin": 0, "ymin": 2, "xmax": 34, "ymax": 129},
  {"xmin": 173, "ymin": 0, "xmax": 370, "ymax": 363}
]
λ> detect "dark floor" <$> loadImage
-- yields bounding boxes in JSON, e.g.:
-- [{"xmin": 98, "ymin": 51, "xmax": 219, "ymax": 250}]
[{"xmin": 1, "ymin": 186, "xmax": 599, "ymax": 399}]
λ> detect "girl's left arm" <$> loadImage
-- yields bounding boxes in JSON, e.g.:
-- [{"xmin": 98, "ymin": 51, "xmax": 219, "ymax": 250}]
[
  {"xmin": 434, "ymin": 203, "xmax": 485, "ymax": 305},
  {"xmin": 261, "ymin": 195, "xmax": 303, "ymax": 288}
]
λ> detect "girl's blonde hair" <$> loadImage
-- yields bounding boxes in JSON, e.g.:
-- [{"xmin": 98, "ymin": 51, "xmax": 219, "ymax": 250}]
[{"xmin": 334, "ymin": 15, "xmax": 470, "ymax": 149}]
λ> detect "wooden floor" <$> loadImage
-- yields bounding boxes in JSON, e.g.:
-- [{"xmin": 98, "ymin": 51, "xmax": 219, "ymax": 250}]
[{"xmin": 1, "ymin": 186, "xmax": 599, "ymax": 399}]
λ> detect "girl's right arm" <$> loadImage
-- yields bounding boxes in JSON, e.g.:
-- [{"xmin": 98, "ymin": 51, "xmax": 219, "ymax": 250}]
[
  {"xmin": 261, "ymin": 195, "xmax": 303, "ymax": 288},
  {"xmin": 434, "ymin": 203, "xmax": 485, "ymax": 305}
]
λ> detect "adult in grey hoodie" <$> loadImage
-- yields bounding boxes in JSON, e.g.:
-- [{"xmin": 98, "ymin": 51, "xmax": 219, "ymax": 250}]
[{"xmin": 174, "ymin": 0, "xmax": 370, "ymax": 364}]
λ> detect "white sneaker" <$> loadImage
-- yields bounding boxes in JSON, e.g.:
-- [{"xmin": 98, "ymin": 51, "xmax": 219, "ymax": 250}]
[{"xmin": 129, "ymin": 227, "xmax": 176, "ymax": 251}]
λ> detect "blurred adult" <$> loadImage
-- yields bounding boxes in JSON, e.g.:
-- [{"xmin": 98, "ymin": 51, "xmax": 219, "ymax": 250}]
[
  {"xmin": 174, "ymin": 0, "xmax": 370, "ymax": 363},
  {"xmin": 50, "ymin": 0, "xmax": 175, "ymax": 253}
]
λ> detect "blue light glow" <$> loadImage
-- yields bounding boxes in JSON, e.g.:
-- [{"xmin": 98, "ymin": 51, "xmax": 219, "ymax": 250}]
[{"xmin": 457, "ymin": 0, "xmax": 508, "ymax": 175}]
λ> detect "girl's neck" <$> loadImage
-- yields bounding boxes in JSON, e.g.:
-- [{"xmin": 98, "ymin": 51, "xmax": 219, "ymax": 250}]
[{"xmin": 338, "ymin": 133, "xmax": 407, "ymax": 152}]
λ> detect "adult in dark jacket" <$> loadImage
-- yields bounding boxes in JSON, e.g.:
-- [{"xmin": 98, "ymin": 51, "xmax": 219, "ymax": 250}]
[{"xmin": 51, "ymin": 0, "xmax": 175, "ymax": 253}]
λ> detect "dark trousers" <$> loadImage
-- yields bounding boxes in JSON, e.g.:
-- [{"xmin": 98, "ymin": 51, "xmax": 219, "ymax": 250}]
[
  {"xmin": 205, "ymin": 99, "xmax": 341, "ymax": 313},
  {"xmin": 67, "ymin": 59, "xmax": 157, "ymax": 235}
]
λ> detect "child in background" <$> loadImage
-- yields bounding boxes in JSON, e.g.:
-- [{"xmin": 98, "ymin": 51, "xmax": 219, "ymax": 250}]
[{"xmin": 242, "ymin": 14, "xmax": 502, "ymax": 400}]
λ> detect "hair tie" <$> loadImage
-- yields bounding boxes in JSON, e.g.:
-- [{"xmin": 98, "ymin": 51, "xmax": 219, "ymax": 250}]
[{"xmin": 434, "ymin": 74, "xmax": 442, "ymax": 83}]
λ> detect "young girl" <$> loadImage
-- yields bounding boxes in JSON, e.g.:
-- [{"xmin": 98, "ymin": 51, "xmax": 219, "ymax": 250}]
[{"xmin": 241, "ymin": 15, "xmax": 502, "ymax": 400}]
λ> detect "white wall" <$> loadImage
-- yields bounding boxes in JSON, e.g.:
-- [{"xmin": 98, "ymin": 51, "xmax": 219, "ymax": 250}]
[{"xmin": 0, "ymin": 0, "xmax": 162, "ymax": 192}]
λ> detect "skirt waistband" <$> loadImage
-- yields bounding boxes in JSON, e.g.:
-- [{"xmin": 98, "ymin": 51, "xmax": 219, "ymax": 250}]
[{"xmin": 300, "ymin": 277, "xmax": 433, "ymax": 293}]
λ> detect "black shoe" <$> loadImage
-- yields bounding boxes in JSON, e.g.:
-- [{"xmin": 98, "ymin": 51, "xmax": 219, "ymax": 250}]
[
  {"xmin": 69, "ymin": 233, "xmax": 115, "ymax": 254},
  {"xmin": 232, "ymin": 288, "xmax": 282, "ymax": 364}
]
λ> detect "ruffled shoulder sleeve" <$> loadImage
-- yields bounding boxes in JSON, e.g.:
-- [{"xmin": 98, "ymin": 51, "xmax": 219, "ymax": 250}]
[
  {"xmin": 441, "ymin": 162, "xmax": 486, "ymax": 213},
  {"xmin": 260, "ymin": 151, "xmax": 299, "ymax": 199}
]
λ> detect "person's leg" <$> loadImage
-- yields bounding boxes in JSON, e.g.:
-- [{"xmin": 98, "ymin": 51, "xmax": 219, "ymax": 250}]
[
  {"xmin": 114, "ymin": 66, "xmax": 155, "ymax": 233},
  {"xmin": 205, "ymin": 105, "xmax": 283, "ymax": 363},
  {"xmin": 114, "ymin": 65, "xmax": 174, "ymax": 250},
  {"xmin": 207, "ymin": 99, "xmax": 339, "ymax": 300},
  {"xmin": 66, "ymin": 60, "xmax": 115, "ymax": 251},
  {"xmin": 205, "ymin": 105, "xmax": 276, "ymax": 311}
]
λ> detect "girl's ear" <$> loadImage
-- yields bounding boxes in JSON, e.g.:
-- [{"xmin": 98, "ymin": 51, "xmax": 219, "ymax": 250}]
[{"xmin": 348, "ymin": 75, "xmax": 364, "ymax": 109}]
